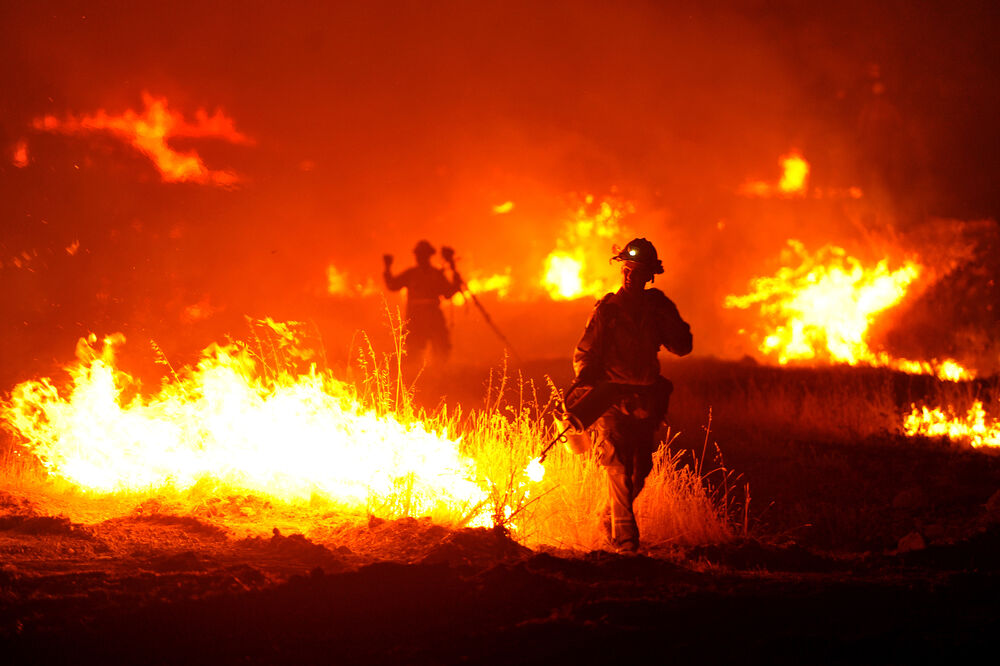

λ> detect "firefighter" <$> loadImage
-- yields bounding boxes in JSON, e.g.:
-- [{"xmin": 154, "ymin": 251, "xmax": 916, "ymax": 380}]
[
  {"xmin": 572, "ymin": 237, "xmax": 692, "ymax": 553},
  {"xmin": 383, "ymin": 240, "xmax": 461, "ymax": 363}
]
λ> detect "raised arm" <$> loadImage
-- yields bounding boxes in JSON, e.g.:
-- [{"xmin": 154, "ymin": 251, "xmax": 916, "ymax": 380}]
[
  {"xmin": 439, "ymin": 267, "xmax": 462, "ymax": 299},
  {"xmin": 383, "ymin": 263, "xmax": 410, "ymax": 292}
]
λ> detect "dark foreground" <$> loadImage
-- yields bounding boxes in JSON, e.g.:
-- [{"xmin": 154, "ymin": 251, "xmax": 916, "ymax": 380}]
[
  {"xmin": 1, "ymin": 505, "xmax": 998, "ymax": 665},
  {"xmin": 3, "ymin": 359, "xmax": 1000, "ymax": 664}
]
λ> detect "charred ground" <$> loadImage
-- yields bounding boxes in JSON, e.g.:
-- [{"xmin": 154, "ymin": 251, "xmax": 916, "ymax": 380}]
[{"xmin": 2, "ymin": 358, "xmax": 999, "ymax": 664}]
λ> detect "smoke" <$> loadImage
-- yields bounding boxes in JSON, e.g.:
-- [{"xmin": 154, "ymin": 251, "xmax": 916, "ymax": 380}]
[{"xmin": 1, "ymin": 1, "xmax": 998, "ymax": 381}]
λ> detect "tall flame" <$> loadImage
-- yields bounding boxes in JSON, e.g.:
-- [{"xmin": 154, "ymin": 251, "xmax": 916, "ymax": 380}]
[
  {"xmin": 725, "ymin": 240, "xmax": 972, "ymax": 380},
  {"xmin": 0, "ymin": 331, "xmax": 491, "ymax": 521},
  {"xmin": 34, "ymin": 93, "xmax": 251, "ymax": 186}
]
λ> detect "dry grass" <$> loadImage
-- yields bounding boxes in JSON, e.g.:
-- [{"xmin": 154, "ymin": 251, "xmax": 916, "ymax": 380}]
[
  {"xmin": 665, "ymin": 358, "xmax": 997, "ymax": 446},
  {"xmin": 0, "ymin": 317, "xmax": 741, "ymax": 551},
  {"xmin": 453, "ymin": 365, "xmax": 739, "ymax": 550}
]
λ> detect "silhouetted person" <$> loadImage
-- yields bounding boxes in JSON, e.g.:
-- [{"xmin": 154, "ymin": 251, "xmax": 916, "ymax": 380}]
[
  {"xmin": 573, "ymin": 238, "xmax": 692, "ymax": 552},
  {"xmin": 383, "ymin": 240, "xmax": 461, "ymax": 364}
]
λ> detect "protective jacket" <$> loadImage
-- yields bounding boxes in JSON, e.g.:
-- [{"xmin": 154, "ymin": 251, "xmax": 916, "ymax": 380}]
[
  {"xmin": 573, "ymin": 287, "xmax": 692, "ymax": 386},
  {"xmin": 571, "ymin": 285, "xmax": 692, "ymax": 552},
  {"xmin": 383, "ymin": 266, "xmax": 460, "ymax": 316}
]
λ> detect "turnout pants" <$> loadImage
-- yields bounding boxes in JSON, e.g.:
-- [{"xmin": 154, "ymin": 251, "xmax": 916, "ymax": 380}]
[{"xmin": 594, "ymin": 407, "xmax": 658, "ymax": 550}]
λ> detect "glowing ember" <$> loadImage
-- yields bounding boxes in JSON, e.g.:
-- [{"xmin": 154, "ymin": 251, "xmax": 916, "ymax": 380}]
[
  {"xmin": 12, "ymin": 139, "xmax": 28, "ymax": 167},
  {"xmin": 34, "ymin": 93, "xmax": 251, "ymax": 186},
  {"xmin": 725, "ymin": 240, "xmax": 973, "ymax": 380},
  {"xmin": 904, "ymin": 400, "xmax": 1000, "ymax": 448},
  {"xmin": 492, "ymin": 201, "xmax": 515, "ymax": 214},
  {"xmin": 0, "ymin": 331, "xmax": 491, "ymax": 522},
  {"xmin": 540, "ymin": 195, "xmax": 635, "ymax": 300}
]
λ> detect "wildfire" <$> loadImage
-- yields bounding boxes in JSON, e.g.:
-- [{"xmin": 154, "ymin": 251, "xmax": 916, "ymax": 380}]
[
  {"xmin": 454, "ymin": 270, "xmax": 513, "ymax": 306},
  {"xmin": 740, "ymin": 151, "xmax": 810, "ymax": 198},
  {"xmin": 540, "ymin": 195, "xmax": 635, "ymax": 300},
  {"xmin": 904, "ymin": 401, "xmax": 1000, "ymax": 449},
  {"xmin": 12, "ymin": 139, "xmax": 28, "ymax": 167},
  {"xmin": 327, "ymin": 264, "xmax": 350, "ymax": 295},
  {"xmin": 0, "ymin": 329, "xmax": 495, "ymax": 523},
  {"xmin": 33, "ymin": 93, "xmax": 251, "ymax": 186},
  {"xmin": 739, "ymin": 151, "xmax": 862, "ymax": 199},
  {"xmin": 725, "ymin": 240, "xmax": 972, "ymax": 380},
  {"xmin": 326, "ymin": 264, "xmax": 378, "ymax": 297}
]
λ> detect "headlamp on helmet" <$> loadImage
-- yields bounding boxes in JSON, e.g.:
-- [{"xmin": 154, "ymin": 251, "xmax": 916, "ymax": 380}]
[{"xmin": 612, "ymin": 237, "xmax": 664, "ymax": 275}]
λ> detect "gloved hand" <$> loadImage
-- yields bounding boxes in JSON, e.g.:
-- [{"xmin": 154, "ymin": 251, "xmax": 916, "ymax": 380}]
[{"xmin": 383, "ymin": 254, "xmax": 393, "ymax": 269}]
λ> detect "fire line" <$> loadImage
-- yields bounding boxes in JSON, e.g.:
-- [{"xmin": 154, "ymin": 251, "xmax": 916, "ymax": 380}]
[{"xmin": 33, "ymin": 93, "xmax": 251, "ymax": 186}]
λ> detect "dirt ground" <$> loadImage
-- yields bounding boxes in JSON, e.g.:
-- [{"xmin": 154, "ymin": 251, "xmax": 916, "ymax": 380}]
[{"xmin": 2, "ymin": 359, "xmax": 999, "ymax": 664}]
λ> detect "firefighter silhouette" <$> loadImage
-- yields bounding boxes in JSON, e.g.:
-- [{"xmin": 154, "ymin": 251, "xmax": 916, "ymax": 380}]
[
  {"xmin": 383, "ymin": 240, "xmax": 461, "ymax": 363},
  {"xmin": 572, "ymin": 237, "xmax": 692, "ymax": 552}
]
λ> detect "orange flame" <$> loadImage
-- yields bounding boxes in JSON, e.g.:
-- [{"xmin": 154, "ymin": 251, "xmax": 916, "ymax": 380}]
[
  {"xmin": 12, "ymin": 139, "xmax": 28, "ymax": 167},
  {"xmin": 777, "ymin": 152, "xmax": 810, "ymax": 194},
  {"xmin": 540, "ymin": 195, "xmax": 635, "ymax": 300},
  {"xmin": 0, "ymin": 330, "xmax": 493, "ymax": 522},
  {"xmin": 739, "ymin": 151, "xmax": 863, "ymax": 199},
  {"xmin": 740, "ymin": 151, "xmax": 810, "ymax": 198},
  {"xmin": 904, "ymin": 400, "xmax": 1000, "ymax": 448},
  {"xmin": 725, "ymin": 240, "xmax": 973, "ymax": 380},
  {"xmin": 326, "ymin": 264, "xmax": 378, "ymax": 297},
  {"xmin": 454, "ymin": 270, "xmax": 513, "ymax": 306},
  {"xmin": 34, "ymin": 93, "xmax": 251, "ymax": 186}
]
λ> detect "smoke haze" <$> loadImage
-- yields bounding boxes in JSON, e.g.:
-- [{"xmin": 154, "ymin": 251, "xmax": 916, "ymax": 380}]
[{"xmin": 1, "ymin": 0, "xmax": 998, "ymax": 381}]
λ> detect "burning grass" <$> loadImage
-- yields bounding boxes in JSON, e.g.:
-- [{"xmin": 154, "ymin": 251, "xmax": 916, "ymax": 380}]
[
  {"xmin": 0, "ymin": 318, "xmax": 737, "ymax": 552},
  {"xmin": 725, "ymin": 240, "xmax": 973, "ymax": 381}
]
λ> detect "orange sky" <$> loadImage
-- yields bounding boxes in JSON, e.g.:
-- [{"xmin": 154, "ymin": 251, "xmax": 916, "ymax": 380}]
[{"xmin": 0, "ymin": 1, "xmax": 997, "ymax": 379}]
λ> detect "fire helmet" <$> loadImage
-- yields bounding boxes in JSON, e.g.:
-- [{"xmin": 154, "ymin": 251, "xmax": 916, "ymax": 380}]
[
  {"xmin": 413, "ymin": 240, "xmax": 436, "ymax": 257},
  {"xmin": 612, "ymin": 237, "xmax": 664, "ymax": 275}
]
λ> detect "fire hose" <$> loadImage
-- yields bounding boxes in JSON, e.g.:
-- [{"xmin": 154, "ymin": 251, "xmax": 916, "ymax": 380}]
[{"xmin": 440, "ymin": 246, "xmax": 521, "ymax": 363}]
